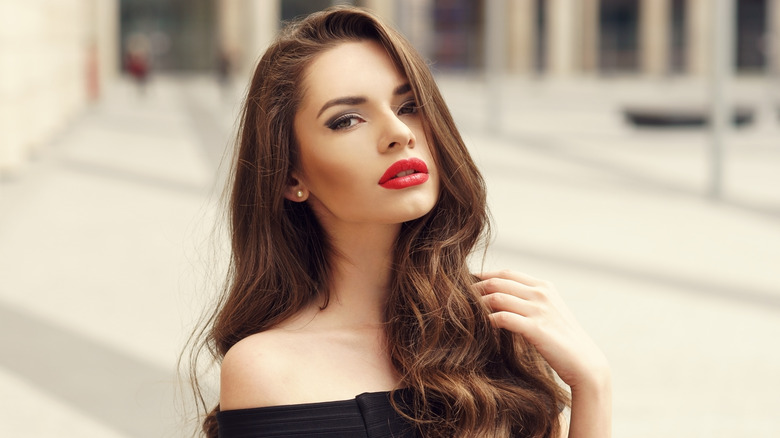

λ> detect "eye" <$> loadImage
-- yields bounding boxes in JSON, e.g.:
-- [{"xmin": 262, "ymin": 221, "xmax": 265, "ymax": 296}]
[
  {"xmin": 397, "ymin": 99, "xmax": 418, "ymax": 116},
  {"xmin": 328, "ymin": 114, "xmax": 364, "ymax": 130}
]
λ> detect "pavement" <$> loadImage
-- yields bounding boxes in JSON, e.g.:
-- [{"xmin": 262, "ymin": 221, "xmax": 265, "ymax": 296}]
[{"xmin": 1, "ymin": 72, "xmax": 779, "ymax": 437}]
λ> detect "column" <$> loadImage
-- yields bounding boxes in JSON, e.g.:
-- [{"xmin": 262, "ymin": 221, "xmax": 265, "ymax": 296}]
[
  {"xmin": 546, "ymin": 0, "xmax": 580, "ymax": 76},
  {"xmin": 639, "ymin": 0, "xmax": 671, "ymax": 76},
  {"xmin": 581, "ymin": 0, "xmax": 600, "ymax": 74},
  {"xmin": 88, "ymin": 0, "xmax": 120, "ymax": 100},
  {"xmin": 768, "ymin": 0, "xmax": 780, "ymax": 77},
  {"xmin": 685, "ymin": 0, "xmax": 710, "ymax": 76},
  {"xmin": 505, "ymin": 0, "xmax": 535, "ymax": 74},
  {"xmin": 0, "ymin": 0, "xmax": 103, "ymax": 177},
  {"xmin": 362, "ymin": 0, "xmax": 396, "ymax": 25},
  {"xmin": 708, "ymin": 0, "xmax": 736, "ymax": 199},
  {"xmin": 217, "ymin": 0, "xmax": 242, "ymax": 62},
  {"xmin": 97, "ymin": 0, "xmax": 120, "ymax": 85},
  {"xmin": 0, "ymin": 1, "xmax": 23, "ymax": 175},
  {"xmin": 395, "ymin": 0, "xmax": 433, "ymax": 60},
  {"xmin": 240, "ymin": 0, "xmax": 280, "ymax": 75}
]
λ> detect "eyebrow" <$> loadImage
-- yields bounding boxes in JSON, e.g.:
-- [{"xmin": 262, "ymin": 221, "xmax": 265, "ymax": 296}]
[
  {"xmin": 316, "ymin": 83, "xmax": 413, "ymax": 118},
  {"xmin": 393, "ymin": 83, "xmax": 412, "ymax": 96}
]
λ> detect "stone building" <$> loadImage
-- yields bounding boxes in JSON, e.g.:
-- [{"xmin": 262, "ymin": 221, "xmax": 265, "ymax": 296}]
[
  {"xmin": 215, "ymin": 0, "xmax": 780, "ymax": 78},
  {"xmin": 2, "ymin": 0, "xmax": 778, "ymax": 176}
]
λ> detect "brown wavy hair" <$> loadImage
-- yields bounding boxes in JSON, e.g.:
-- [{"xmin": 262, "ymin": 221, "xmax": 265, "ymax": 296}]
[{"xmin": 186, "ymin": 6, "xmax": 569, "ymax": 437}]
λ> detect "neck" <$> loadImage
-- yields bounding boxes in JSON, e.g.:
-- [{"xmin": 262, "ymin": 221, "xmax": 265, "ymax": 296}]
[{"xmin": 319, "ymin": 222, "xmax": 400, "ymax": 328}]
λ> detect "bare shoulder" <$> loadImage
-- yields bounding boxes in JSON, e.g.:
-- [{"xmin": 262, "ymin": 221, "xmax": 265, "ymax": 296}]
[
  {"xmin": 220, "ymin": 313, "xmax": 399, "ymax": 410},
  {"xmin": 220, "ymin": 330, "xmax": 298, "ymax": 410}
]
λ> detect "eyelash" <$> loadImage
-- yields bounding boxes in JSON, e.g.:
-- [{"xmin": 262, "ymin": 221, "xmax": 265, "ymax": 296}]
[
  {"xmin": 398, "ymin": 99, "xmax": 418, "ymax": 115},
  {"xmin": 328, "ymin": 114, "xmax": 363, "ymax": 131},
  {"xmin": 326, "ymin": 100, "xmax": 419, "ymax": 131}
]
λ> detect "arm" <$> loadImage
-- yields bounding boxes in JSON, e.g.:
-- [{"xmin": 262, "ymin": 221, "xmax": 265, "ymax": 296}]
[
  {"xmin": 474, "ymin": 270, "xmax": 612, "ymax": 438},
  {"xmin": 566, "ymin": 370, "xmax": 611, "ymax": 438}
]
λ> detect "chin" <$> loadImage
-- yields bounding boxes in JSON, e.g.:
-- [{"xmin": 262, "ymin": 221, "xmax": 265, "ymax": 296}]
[{"xmin": 392, "ymin": 198, "xmax": 438, "ymax": 224}]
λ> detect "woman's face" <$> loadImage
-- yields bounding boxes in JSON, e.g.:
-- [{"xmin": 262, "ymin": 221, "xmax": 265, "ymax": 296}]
[{"xmin": 292, "ymin": 40, "xmax": 439, "ymax": 229}]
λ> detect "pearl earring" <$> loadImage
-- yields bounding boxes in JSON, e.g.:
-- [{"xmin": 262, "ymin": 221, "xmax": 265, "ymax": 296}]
[{"xmin": 296, "ymin": 190, "xmax": 304, "ymax": 199}]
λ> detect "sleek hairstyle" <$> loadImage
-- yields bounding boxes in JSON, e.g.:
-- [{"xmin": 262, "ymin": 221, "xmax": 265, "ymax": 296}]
[{"xmin": 188, "ymin": 6, "xmax": 569, "ymax": 437}]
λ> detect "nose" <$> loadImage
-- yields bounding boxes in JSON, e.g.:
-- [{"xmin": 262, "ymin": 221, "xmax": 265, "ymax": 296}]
[{"xmin": 378, "ymin": 111, "xmax": 415, "ymax": 153}]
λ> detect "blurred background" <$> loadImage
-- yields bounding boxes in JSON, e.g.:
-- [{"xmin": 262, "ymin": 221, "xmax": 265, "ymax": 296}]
[{"xmin": 1, "ymin": 0, "xmax": 779, "ymax": 437}]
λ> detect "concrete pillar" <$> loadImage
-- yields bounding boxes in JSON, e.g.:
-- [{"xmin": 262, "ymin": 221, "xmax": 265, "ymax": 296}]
[
  {"xmin": 768, "ymin": 0, "xmax": 780, "ymax": 77},
  {"xmin": 240, "ymin": 0, "xmax": 280, "ymax": 75},
  {"xmin": 0, "ymin": 0, "xmax": 106, "ymax": 178},
  {"xmin": 485, "ymin": 0, "xmax": 506, "ymax": 132},
  {"xmin": 0, "ymin": 1, "xmax": 79, "ymax": 175},
  {"xmin": 685, "ymin": 0, "xmax": 710, "ymax": 76},
  {"xmin": 395, "ymin": 0, "xmax": 433, "ymax": 60},
  {"xmin": 506, "ymin": 0, "xmax": 536, "ymax": 74},
  {"xmin": 639, "ymin": 0, "xmax": 671, "ymax": 76},
  {"xmin": 38, "ymin": 0, "xmax": 87, "ymax": 147},
  {"xmin": 217, "ymin": 0, "xmax": 245, "ymax": 82},
  {"xmin": 546, "ymin": 0, "xmax": 580, "ymax": 76},
  {"xmin": 0, "ymin": 1, "xmax": 24, "ymax": 175},
  {"xmin": 709, "ymin": 0, "xmax": 736, "ymax": 199},
  {"xmin": 362, "ymin": 0, "xmax": 396, "ymax": 25},
  {"xmin": 87, "ymin": 0, "xmax": 119, "ymax": 100},
  {"xmin": 217, "ymin": 0, "xmax": 242, "ymax": 61},
  {"xmin": 97, "ymin": 0, "xmax": 120, "ymax": 85},
  {"xmin": 581, "ymin": 0, "xmax": 600, "ymax": 73}
]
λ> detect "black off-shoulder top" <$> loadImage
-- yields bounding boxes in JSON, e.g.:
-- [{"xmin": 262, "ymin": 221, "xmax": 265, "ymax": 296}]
[{"xmin": 216, "ymin": 390, "xmax": 419, "ymax": 438}]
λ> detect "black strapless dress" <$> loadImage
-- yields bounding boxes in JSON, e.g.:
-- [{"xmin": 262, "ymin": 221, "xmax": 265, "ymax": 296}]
[{"xmin": 216, "ymin": 390, "xmax": 418, "ymax": 438}]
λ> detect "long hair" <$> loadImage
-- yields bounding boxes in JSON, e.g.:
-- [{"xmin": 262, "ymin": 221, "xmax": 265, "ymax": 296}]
[{"xmin": 187, "ymin": 6, "xmax": 569, "ymax": 437}]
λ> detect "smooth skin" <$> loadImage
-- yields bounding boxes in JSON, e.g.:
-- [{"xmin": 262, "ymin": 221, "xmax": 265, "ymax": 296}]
[
  {"xmin": 220, "ymin": 40, "xmax": 611, "ymax": 438},
  {"xmin": 291, "ymin": 41, "xmax": 439, "ymax": 228}
]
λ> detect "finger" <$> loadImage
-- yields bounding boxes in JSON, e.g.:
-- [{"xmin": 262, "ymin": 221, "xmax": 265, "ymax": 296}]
[
  {"xmin": 473, "ymin": 277, "xmax": 542, "ymax": 301},
  {"xmin": 481, "ymin": 292, "xmax": 538, "ymax": 318},
  {"xmin": 487, "ymin": 311, "xmax": 535, "ymax": 336},
  {"xmin": 476, "ymin": 270, "xmax": 544, "ymax": 287}
]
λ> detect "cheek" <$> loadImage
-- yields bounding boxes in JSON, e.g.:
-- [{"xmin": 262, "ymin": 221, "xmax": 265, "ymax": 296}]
[
  {"xmin": 417, "ymin": 134, "xmax": 439, "ymax": 179},
  {"xmin": 301, "ymin": 152, "xmax": 362, "ymax": 193}
]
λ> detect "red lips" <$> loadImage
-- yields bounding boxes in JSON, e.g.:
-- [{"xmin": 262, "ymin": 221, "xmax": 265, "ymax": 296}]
[{"xmin": 378, "ymin": 158, "xmax": 430, "ymax": 189}]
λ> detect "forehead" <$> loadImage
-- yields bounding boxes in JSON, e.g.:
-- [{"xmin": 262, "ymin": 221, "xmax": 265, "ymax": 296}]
[{"xmin": 300, "ymin": 40, "xmax": 407, "ymax": 105}]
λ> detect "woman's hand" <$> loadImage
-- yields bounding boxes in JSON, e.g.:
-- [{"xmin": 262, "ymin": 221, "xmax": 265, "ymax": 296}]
[
  {"xmin": 473, "ymin": 270, "xmax": 609, "ymax": 392},
  {"xmin": 474, "ymin": 270, "xmax": 612, "ymax": 437}
]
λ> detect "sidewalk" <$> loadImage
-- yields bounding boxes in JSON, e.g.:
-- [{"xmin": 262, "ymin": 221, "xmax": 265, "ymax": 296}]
[
  {"xmin": 0, "ymin": 77, "xmax": 221, "ymax": 437},
  {"xmin": 439, "ymin": 74, "xmax": 780, "ymax": 437},
  {"xmin": 1, "ymin": 74, "xmax": 779, "ymax": 437}
]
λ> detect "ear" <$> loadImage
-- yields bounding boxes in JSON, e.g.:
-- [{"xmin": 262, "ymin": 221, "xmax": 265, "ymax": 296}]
[{"xmin": 283, "ymin": 173, "xmax": 309, "ymax": 202}]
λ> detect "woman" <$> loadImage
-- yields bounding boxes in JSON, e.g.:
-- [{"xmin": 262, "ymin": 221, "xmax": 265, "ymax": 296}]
[{"xmin": 190, "ymin": 6, "xmax": 610, "ymax": 437}]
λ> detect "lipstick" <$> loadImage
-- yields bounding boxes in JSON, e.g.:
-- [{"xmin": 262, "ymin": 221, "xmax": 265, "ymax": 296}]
[{"xmin": 378, "ymin": 158, "xmax": 429, "ymax": 189}]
